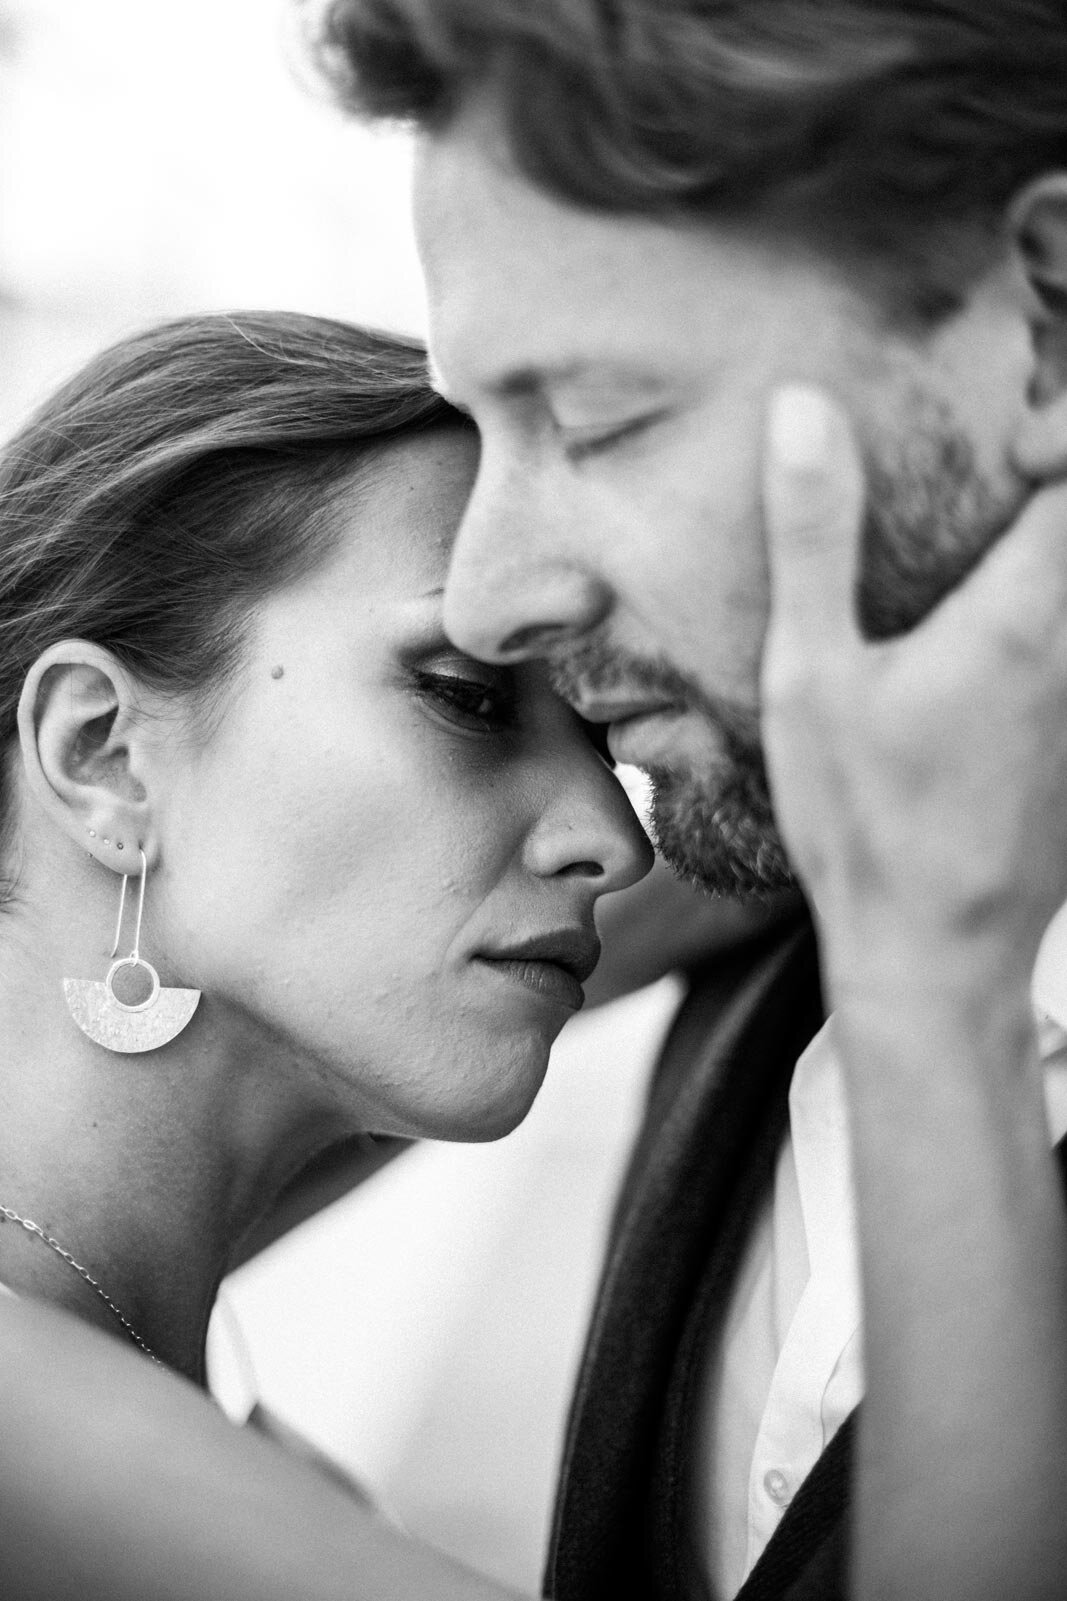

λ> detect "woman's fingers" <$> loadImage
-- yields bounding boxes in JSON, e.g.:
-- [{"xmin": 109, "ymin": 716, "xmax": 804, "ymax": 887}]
[
  {"xmin": 761, "ymin": 385, "xmax": 867, "ymax": 661},
  {"xmin": 759, "ymin": 378, "xmax": 1067, "ymax": 949}
]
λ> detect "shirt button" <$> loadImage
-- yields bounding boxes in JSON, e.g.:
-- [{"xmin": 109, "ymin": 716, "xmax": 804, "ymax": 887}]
[{"xmin": 763, "ymin": 1469, "xmax": 792, "ymax": 1507}]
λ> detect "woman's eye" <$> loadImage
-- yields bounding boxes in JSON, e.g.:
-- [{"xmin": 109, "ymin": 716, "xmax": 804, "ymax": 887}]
[{"xmin": 415, "ymin": 669, "xmax": 518, "ymax": 732}]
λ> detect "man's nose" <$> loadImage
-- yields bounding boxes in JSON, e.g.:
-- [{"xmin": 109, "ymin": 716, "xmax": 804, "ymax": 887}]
[{"xmin": 443, "ymin": 465, "xmax": 611, "ymax": 662}]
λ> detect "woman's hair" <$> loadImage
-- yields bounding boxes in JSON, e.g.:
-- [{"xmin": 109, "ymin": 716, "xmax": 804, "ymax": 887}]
[
  {"xmin": 316, "ymin": 0, "xmax": 1067, "ymax": 323},
  {"xmin": 0, "ymin": 310, "xmax": 465, "ymax": 872}
]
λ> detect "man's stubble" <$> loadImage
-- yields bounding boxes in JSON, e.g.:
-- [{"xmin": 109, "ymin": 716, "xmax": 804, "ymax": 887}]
[{"xmin": 553, "ymin": 394, "xmax": 1019, "ymax": 897}]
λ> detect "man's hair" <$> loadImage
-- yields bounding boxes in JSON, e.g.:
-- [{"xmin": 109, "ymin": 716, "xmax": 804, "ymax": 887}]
[
  {"xmin": 0, "ymin": 310, "xmax": 464, "ymax": 874},
  {"xmin": 317, "ymin": 0, "xmax": 1067, "ymax": 322}
]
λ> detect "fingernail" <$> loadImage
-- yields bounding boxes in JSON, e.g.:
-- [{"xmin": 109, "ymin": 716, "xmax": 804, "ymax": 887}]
[{"xmin": 768, "ymin": 385, "xmax": 832, "ymax": 471}]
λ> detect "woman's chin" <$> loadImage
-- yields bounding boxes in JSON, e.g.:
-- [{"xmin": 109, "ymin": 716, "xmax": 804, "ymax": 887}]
[
  {"xmin": 409, "ymin": 1039, "xmax": 553, "ymax": 1143},
  {"xmin": 453, "ymin": 1094, "xmax": 540, "ymax": 1144}
]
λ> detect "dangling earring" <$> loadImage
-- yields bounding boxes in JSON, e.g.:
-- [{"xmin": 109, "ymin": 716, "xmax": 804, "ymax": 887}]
[{"xmin": 64, "ymin": 849, "xmax": 201, "ymax": 1054}]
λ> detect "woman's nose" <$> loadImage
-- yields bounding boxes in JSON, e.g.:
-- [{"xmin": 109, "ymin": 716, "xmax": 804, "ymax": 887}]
[{"xmin": 523, "ymin": 760, "xmax": 654, "ymax": 896}]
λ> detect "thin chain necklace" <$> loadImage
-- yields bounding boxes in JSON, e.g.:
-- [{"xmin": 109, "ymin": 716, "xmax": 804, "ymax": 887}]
[{"xmin": 0, "ymin": 1204, "xmax": 165, "ymax": 1368}]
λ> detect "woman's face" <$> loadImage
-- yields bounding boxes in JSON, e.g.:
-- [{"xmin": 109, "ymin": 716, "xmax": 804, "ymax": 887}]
[{"xmin": 152, "ymin": 427, "xmax": 652, "ymax": 1140}]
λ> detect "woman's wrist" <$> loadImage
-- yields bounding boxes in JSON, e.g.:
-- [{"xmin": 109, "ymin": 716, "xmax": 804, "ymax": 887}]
[
  {"xmin": 826, "ymin": 967, "xmax": 1047, "ymax": 1180},
  {"xmin": 817, "ymin": 918, "xmax": 1044, "ymax": 1112},
  {"xmin": 815, "ymin": 899, "xmax": 1040, "ymax": 1014}
]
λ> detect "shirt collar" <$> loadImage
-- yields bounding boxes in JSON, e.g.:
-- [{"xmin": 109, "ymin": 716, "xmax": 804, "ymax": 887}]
[{"xmin": 789, "ymin": 903, "xmax": 1067, "ymax": 1311}]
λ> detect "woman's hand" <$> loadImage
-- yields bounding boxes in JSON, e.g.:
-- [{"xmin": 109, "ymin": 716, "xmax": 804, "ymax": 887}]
[
  {"xmin": 759, "ymin": 385, "xmax": 1067, "ymax": 1601},
  {"xmin": 760, "ymin": 384, "xmax": 1067, "ymax": 993}
]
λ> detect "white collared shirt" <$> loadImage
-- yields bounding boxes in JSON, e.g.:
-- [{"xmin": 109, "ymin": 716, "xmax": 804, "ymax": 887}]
[{"xmin": 694, "ymin": 904, "xmax": 1067, "ymax": 1599}]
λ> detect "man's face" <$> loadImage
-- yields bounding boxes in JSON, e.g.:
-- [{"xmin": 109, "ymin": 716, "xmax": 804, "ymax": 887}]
[{"xmin": 417, "ymin": 103, "xmax": 1031, "ymax": 893}]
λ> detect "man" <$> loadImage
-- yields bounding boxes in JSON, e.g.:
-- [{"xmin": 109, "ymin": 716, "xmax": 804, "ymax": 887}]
[
  {"xmin": 317, "ymin": 4, "xmax": 1067, "ymax": 1598},
  {"xmin": 3, "ymin": 7, "xmax": 1067, "ymax": 1599}
]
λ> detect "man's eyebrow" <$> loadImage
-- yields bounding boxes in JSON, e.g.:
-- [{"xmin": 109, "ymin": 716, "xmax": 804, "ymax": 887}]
[
  {"xmin": 428, "ymin": 358, "xmax": 543, "ymax": 406},
  {"xmin": 429, "ymin": 358, "xmax": 664, "ymax": 407}
]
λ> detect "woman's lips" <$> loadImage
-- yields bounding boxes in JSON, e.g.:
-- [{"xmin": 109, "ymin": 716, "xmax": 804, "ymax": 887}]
[{"xmin": 474, "ymin": 956, "xmax": 586, "ymax": 1012}]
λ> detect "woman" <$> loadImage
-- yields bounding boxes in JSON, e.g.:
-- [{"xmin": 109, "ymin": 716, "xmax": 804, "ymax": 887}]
[{"xmin": 0, "ymin": 308, "xmax": 650, "ymax": 1385}]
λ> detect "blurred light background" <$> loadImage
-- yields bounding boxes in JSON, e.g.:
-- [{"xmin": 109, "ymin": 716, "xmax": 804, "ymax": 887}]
[
  {"xmin": 0, "ymin": 0, "xmax": 424, "ymax": 428},
  {"xmin": 1, "ymin": 1, "xmax": 682, "ymax": 1590}
]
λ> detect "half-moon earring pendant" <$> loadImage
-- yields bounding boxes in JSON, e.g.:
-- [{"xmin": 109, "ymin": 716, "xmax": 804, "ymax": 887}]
[{"xmin": 63, "ymin": 850, "xmax": 201, "ymax": 1054}]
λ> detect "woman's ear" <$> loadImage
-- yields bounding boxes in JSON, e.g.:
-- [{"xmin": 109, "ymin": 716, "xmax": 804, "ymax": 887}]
[
  {"xmin": 1008, "ymin": 173, "xmax": 1067, "ymax": 478},
  {"xmin": 17, "ymin": 641, "xmax": 155, "ymax": 872}
]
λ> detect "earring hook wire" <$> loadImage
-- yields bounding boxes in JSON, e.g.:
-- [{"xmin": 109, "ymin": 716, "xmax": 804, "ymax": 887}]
[
  {"xmin": 109, "ymin": 848, "xmax": 148, "ymax": 960},
  {"xmin": 131, "ymin": 848, "xmax": 147, "ymax": 961},
  {"xmin": 110, "ymin": 877, "xmax": 127, "ymax": 960}
]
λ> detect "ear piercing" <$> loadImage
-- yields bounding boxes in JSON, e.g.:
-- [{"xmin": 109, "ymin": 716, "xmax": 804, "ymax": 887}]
[{"xmin": 85, "ymin": 828, "xmax": 123, "ymax": 849}]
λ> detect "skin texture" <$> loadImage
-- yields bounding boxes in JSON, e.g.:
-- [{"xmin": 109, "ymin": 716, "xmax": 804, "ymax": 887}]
[
  {"xmin": 411, "ymin": 100, "xmax": 1067, "ymax": 1601},
  {"xmin": 420, "ymin": 105, "xmax": 1033, "ymax": 698},
  {"xmin": 7, "ymin": 85, "xmax": 1067, "ymax": 1601},
  {"xmin": 0, "ymin": 424, "xmax": 650, "ymax": 1380},
  {"xmin": 0, "ymin": 1295, "xmax": 529, "ymax": 1601},
  {"xmin": 760, "ymin": 389, "xmax": 1067, "ymax": 1601},
  {"xmin": 130, "ymin": 428, "xmax": 648, "ymax": 1143},
  {"xmin": 4, "ymin": 363, "xmax": 1067, "ymax": 1601},
  {"xmin": 247, "ymin": 864, "xmax": 797, "ymax": 1256},
  {"xmin": 416, "ymin": 101, "xmax": 1037, "ymax": 893}
]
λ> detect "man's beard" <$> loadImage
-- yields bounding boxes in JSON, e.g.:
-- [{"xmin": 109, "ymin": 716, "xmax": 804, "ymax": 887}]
[
  {"xmin": 645, "ymin": 722, "xmax": 791, "ymax": 895},
  {"xmin": 551, "ymin": 394, "xmax": 1020, "ymax": 897},
  {"xmin": 857, "ymin": 398, "xmax": 1018, "ymax": 641},
  {"xmin": 554, "ymin": 644, "xmax": 794, "ymax": 895}
]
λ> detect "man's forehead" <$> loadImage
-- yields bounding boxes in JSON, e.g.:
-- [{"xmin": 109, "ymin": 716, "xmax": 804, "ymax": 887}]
[
  {"xmin": 412, "ymin": 100, "xmax": 526, "ymax": 261},
  {"xmin": 415, "ymin": 107, "xmax": 719, "ymax": 295},
  {"xmin": 417, "ymin": 148, "xmax": 724, "ymax": 399},
  {"xmin": 414, "ymin": 117, "xmax": 827, "ymax": 395}
]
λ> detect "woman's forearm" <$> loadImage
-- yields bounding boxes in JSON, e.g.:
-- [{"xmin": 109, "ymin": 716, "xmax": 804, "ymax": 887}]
[{"xmin": 832, "ymin": 950, "xmax": 1067, "ymax": 1601}]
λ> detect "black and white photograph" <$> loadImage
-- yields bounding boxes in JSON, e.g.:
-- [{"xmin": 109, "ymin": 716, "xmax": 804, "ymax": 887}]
[{"xmin": 1, "ymin": 5, "xmax": 1066, "ymax": 1600}]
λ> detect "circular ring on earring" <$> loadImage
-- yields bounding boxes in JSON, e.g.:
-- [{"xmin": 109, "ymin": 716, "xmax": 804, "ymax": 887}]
[{"xmin": 105, "ymin": 957, "xmax": 161, "ymax": 1014}]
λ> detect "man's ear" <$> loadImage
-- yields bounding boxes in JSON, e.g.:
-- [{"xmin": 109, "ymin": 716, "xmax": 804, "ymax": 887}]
[
  {"xmin": 1008, "ymin": 173, "xmax": 1067, "ymax": 478},
  {"xmin": 17, "ymin": 641, "xmax": 155, "ymax": 873}
]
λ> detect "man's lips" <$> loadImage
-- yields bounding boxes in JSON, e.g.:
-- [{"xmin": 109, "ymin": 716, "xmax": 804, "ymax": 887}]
[
  {"xmin": 569, "ymin": 696, "xmax": 680, "ymax": 726},
  {"xmin": 569, "ymin": 689, "xmax": 747, "ymax": 772},
  {"xmin": 564, "ymin": 696, "xmax": 687, "ymax": 770},
  {"xmin": 583, "ymin": 703, "xmax": 687, "ymax": 769},
  {"xmin": 474, "ymin": 929, "xmax": 601, "ymax": 1013}
]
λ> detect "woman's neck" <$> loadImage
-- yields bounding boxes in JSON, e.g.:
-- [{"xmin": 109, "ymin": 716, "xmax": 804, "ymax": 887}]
[{"xmin": 0, "ymin": 927, "xmax": 352, "ymax": 1381}]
